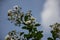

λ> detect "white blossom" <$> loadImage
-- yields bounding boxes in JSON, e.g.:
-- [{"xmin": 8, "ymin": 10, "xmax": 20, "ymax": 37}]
[
  {"xmin": 13, "ymin": 5, "xmax": 20, "ymax": 13},
  {"xmin": 25, "ymin": 20, "xmax": 31, "ymax": 24},
  {"xmin": 8, "ymin": 9, "xmax": 12, "ymax": 13},
  {"xmin": 11, "ymin": 38, "xmax": 15, "ymax": 40},
  {"xmin": 26, "ymin": 13, "xmax": 31, "ymax": 16},
  {"xmin": 13, "ymin": 9, "xmax": 17, "ymax": 12},
  {"xmin": 5, "ymin": 35, "xmax": 11, "ymax": 40},
  {"xmin": 52, "ymin": 23, "xmax": 60, "ymax": 30},
  {"xmin": 57, "ymin": 26, "xmax": 60, "ymax": 30},
  {"xmin": 13, "ymin": 5, "xmax": 19, "ymax": 9},
  {"xmin": 18, "ymin": 15, "xmax": 20, "ymax": 18},
  {"xmin": 31, "ymin": 16, "xmax": 35, "ymax": 20},
  {"xmin": 15, "ymin": 14, "xmax": 18, "ymax": 17}
]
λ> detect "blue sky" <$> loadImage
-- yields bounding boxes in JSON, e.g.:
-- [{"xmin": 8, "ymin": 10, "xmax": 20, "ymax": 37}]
[{"xmin": 0, "ymin": 0, "xmax": 59, "ymax": 40}]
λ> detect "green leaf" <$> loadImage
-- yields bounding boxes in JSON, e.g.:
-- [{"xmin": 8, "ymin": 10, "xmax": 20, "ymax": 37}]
[
  {"xmin": 20, "ymin": 32, "xmax": 24, "ymax": 36},
  {"xmin": 20, "ymin": 13, "xmax": 24, "ymax": 21},
  {"xmin": 31, "ymin": 32, "xmax": 36, "ymax": 37},
  {"xmin": 22, "ymin": 27, "xmax": 27, "ymax": 29},
  {"xmin": 24, "ymin": 34, "xmax": 32, "ymax": 40},
  {"xmin": 33, "ymin": 28, "xmax": 37, "ymax": 31},
  {"xmin": 48, "ymin": 37, "xmax": 53, "ymax": 40},
  {"xmin": 36, "ymin": 31, "xmax": 43, "ymax": 39},
  {"xmin": 24, "ymin": 15, "xmax": 28, "ymax": 21},
  {"xmin": 35, "ymin": 23, "xmax": 41, "ymax": 26},
  {"xmin": 51, "ymin": 31, "xmax": 57, "ymax": 40}
]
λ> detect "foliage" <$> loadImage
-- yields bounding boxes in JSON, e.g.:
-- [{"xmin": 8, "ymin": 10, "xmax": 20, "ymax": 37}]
[{"xmin": 5, "ymin": 5, "xmax": 43, "ymax": 40}]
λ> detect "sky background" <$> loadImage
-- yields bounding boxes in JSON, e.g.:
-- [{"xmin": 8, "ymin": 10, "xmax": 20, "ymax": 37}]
[{"xmin": 0, "ymin": 0, "xmax": 60, "ymax": 40}]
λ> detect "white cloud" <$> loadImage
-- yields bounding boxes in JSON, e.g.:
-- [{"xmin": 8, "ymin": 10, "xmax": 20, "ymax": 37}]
[
  {"xmin": 41, "ymin": 0, "xmax": 60, "ymax": 30},
  {"xmin": 41, "ymin": 0, "xmax": 60, "ymax": 40}
]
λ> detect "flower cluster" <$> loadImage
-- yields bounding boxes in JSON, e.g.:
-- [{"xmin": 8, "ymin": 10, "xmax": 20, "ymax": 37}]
[
  {"xmin": 50, "ymin": 23, "xmax": 60, "ymax": 39},
  {"xmin": 24, "ymin": 16, "xmax": 35, "ymax": 25},
  {"xmin": 5, "ymin": 30, "xmax": 23, "ymax": 40},
  {"xmin": 8, "ymin": 5, "xmax": 36, "ymax": 26},
  {"xmin": 8, "ymin": 5, "xmax": 24, "ymax": 26},
  {"xmin": 7, "ymin": 5, "xmax": 42, "ymax": 40}
]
